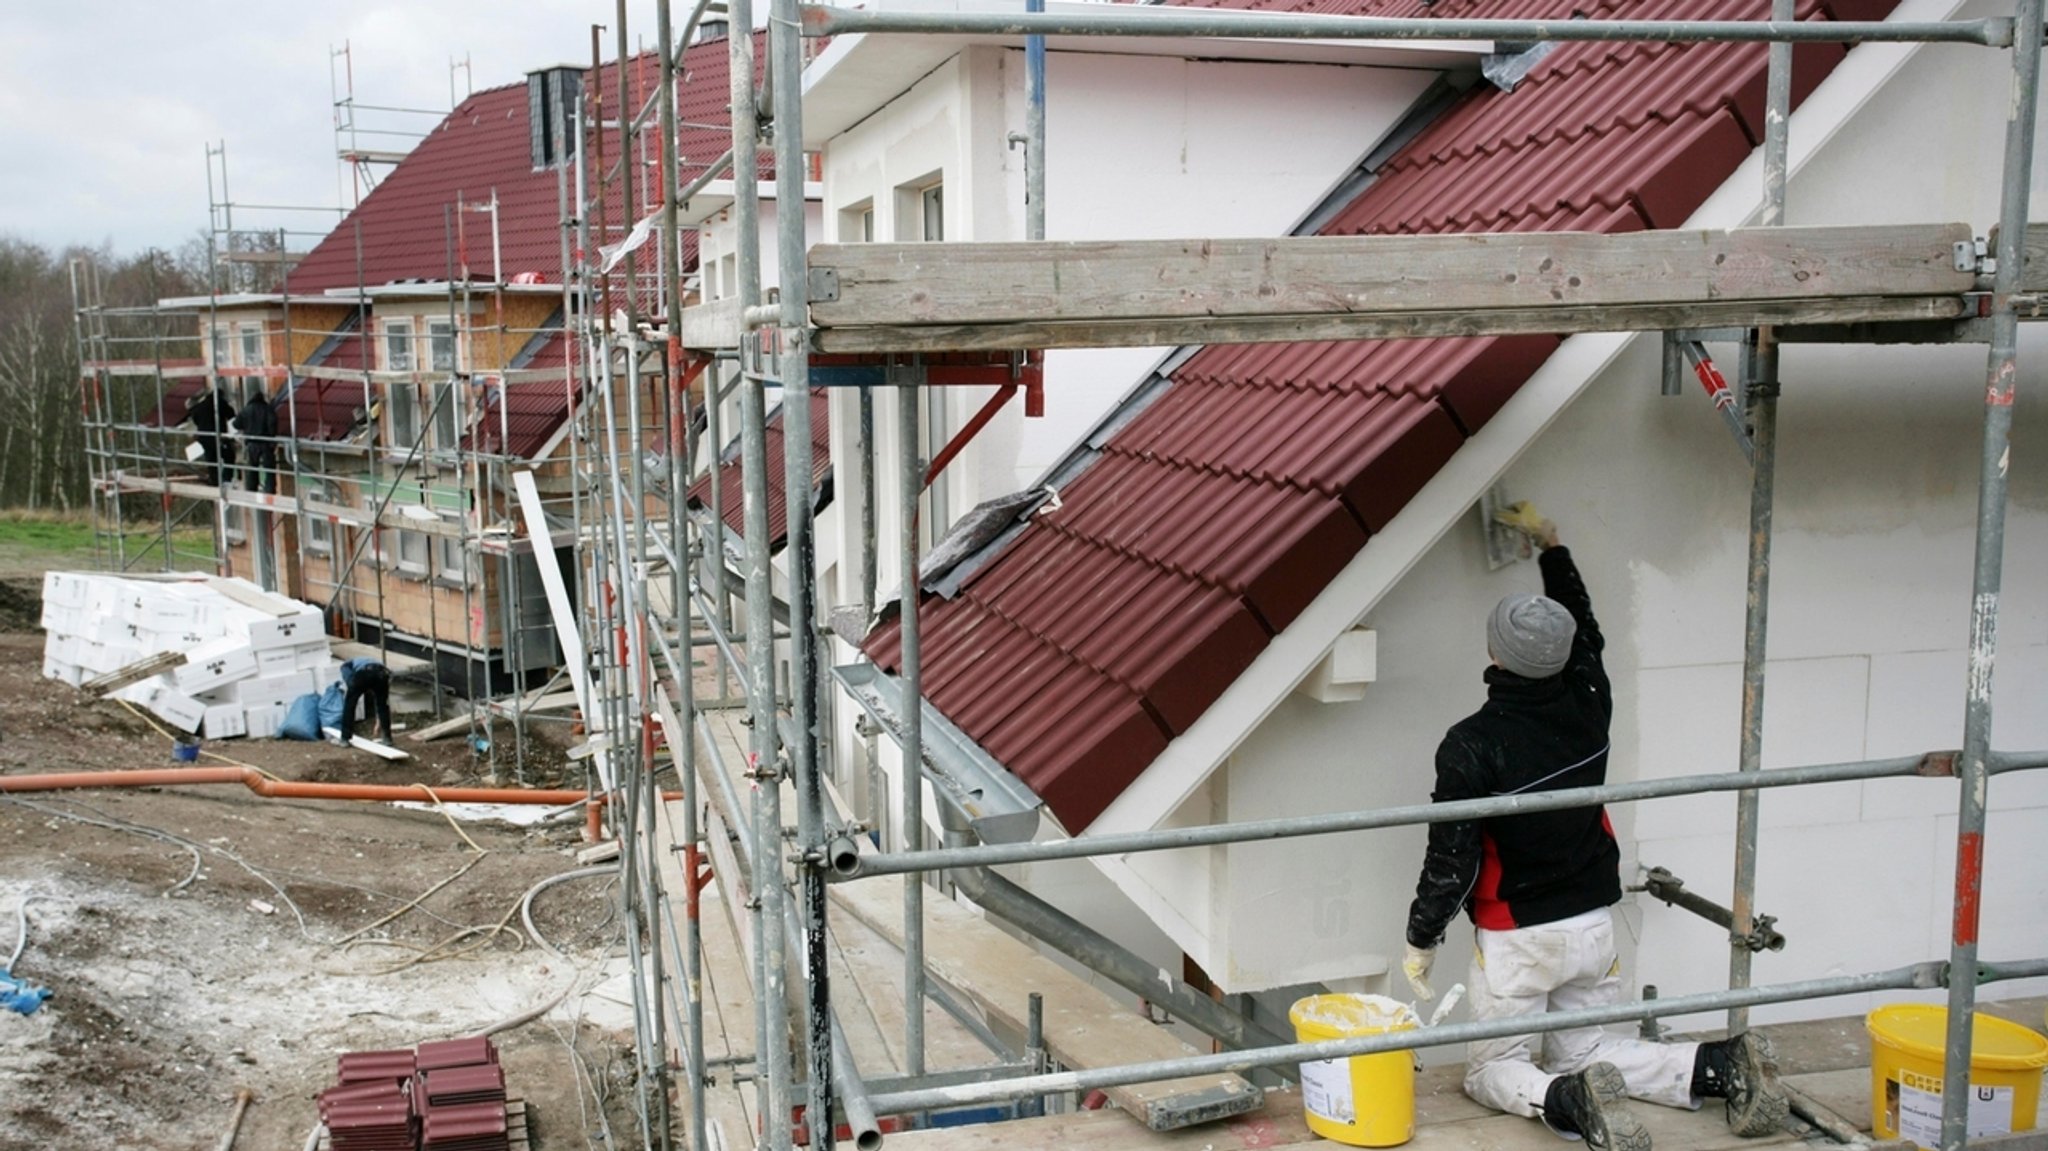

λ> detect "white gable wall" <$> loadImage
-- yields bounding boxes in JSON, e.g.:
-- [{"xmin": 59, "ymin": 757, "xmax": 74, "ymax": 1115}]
[
  {"xmin": 821, "ymin": 46, "xmax": 1443, "ymax": 611},
  {"xmin": 1189, "ymin": 22, "xmax": 2048, "ymax": 1031}
]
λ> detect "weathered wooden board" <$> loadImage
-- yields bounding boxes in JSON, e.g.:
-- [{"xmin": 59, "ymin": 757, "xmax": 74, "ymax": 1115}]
[
  {"xmin": 833, "ymin": 874, "xmax": 1264, "ymax": 1131},
  {"xmin": 812, "ymin": 294, "xmax": 1969, "ymax": 354},
  {"xmin": 679, "ymin": 295, "xmax": 745, "ymax": 351},
  {"xmin": 809, "ymin": 226, "xmax": 1975, "ymax": 330}
]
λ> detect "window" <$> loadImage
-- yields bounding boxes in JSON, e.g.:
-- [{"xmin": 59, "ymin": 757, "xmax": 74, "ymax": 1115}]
[
  {"xmin": 210, "ymin": 324, "xmax": 230, "ymax": 367},
  {"xmin": 430, "ymin": 380, "xmax": 461, "ymax": 450},
  {"xmin": 435, "ymin": 527, "xmax": 470, "ymax": 586},
  {"xmin": 840, "ymin": 199, "xmax": 876, "ymax": 245},
  {"xmin": 384, "ymin": 319, "xmax": 415, "ymax": 372},
  {"xmin": 302, "ymin": 484, "xmax": 333, "ymax": 555},
  {"xmin": 428, "ymin": 319, "xmax": 456, "ymax": 373},
  {"xmin": 223, "ymin": 503, "xmax": 246, "ymax": 544},
  {"xmin": 388, "ymin": 382, "xmax": 421, "ymax": 449},
  {"xmin": 397, "ymin": 529, "xmax": 430, "ymax": 578},
  {"xmin": 239, "ymin": 323, "xmax": 265, "ymax": 369},
  {"xmin": 921, "ymin": 182, "xmax": 944, "ymax": 242}
]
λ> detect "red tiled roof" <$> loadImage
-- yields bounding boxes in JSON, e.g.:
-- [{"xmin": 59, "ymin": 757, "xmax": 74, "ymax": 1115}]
[
  {"xmin": 287, "ymin": 38, "xmax": 755, "ymax": 295},
  {"xmin": 866, "ymin": 0, "xmax": 1890, "ymax": 832},
  {"xmin": 139, "ymin": 378, "xmax": 209, "ymax": 428},
  {"xmin": 687, "ymin": 390, "xmax": 832, "ymax": 551},
  {"xmin": 467, "ymin": 377, "xmax": 579, "ymax": 458},
  {"xmin": 286, "ymin": 317, "xmax": 375, "ymax": 441}
]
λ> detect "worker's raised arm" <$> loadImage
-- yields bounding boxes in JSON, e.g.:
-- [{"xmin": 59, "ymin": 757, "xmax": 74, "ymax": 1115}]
[{"xmin": 1538, "ymin": 543, "xmax": 1602, "ymax": 660}]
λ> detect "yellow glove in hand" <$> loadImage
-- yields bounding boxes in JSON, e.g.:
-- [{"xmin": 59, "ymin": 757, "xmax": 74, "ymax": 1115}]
[
  {"xmin": 1493, "ymin": 500, "xmax": 1558, "ymax": 549},
  {"xmin": 1402, "ymin": 943, "xmax": 1437, "ymax": 1002}
]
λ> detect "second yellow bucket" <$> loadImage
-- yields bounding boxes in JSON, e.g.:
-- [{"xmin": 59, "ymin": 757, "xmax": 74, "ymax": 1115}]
[
  {"xmin": 1290, "ymin": 993, "xmax": 1418, "ymax": 1146},
  {"xmin": 1867, "ymin": 1004, "xmax": 2048, "ymax": 1150}
]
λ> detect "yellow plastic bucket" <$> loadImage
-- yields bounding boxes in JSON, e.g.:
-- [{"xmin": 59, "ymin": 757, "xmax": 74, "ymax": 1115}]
[
  {"xmin": 1867, "ymin": 1004, "xmax": 2048, "ymax": 1150},
  {"xmin": 1289, "ymin": 993, "xmax": 1417, "ymax": 1147}
]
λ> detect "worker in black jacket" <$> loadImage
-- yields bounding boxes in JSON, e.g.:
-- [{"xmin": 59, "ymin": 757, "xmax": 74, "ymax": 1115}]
[
  {"xmin": 1403, "ymin": 506, "xmax": 1786, "ymax": 1151},
  {"xmin": 233, "ymin": 389, "xmax": 278, "ymax": 493},
  {"xmin": 186, "ymin": 384, "xmax": 237, "ymax": 487}
]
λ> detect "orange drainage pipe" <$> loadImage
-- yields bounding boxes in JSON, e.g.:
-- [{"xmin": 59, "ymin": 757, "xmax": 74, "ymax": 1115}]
[{"xmin": 0, "ymin": 768, "xmax": 682, "ymax": 842}]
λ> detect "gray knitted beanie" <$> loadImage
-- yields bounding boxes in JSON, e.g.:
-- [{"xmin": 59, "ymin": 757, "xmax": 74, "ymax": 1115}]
[{"xmin": 1487, "ymin": 594, "xmax": 1575, "ymax": 679}]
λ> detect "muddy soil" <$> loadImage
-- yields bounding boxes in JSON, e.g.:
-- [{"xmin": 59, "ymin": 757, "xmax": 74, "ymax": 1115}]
[{"xmin": 0, "ymin": 576, "xmax": 653, "ymax": 1150}]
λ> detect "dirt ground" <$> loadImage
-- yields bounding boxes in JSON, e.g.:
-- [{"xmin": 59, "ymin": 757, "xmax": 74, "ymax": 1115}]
[{"xmin": 0, "ymin": 576, "xmax": 654, "ymax": 1150}]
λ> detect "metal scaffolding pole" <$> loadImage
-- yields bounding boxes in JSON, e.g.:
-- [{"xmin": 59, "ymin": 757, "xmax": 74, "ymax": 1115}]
[
  {"xmin": 725, "ymin": 0, "xmax": 791, "ymax": 1142},
  {"xmin": 799, "ymin": 5, "xmax": 2011, "ymax": 45},
  {"xmin": 863, "ymin": 961, "xmax": 2048, "ymax": 1118},
  {"xmin": 655, "ymin": 4, "xmax": 710, "ymax": 1149},
  {"xmin": 897, "ymin": 383, "xmax": 927, "ymax": 1086},
  {"xmin": 836, "ymin": 751, "xmax": 2048, "ymax": 879},
  {"xmin": 1727, "ymin": 0, "xmax": 1792, "ymax": 1038},
  {"xmin": 766, "ymin": 0, "xmax": 835, "ymax": 1142},
  {"xmin": 1944, "ymin": 0, "xmax": 2044, "ymax": 1145}
]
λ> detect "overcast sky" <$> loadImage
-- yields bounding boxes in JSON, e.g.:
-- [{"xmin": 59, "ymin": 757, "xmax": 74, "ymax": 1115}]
[{"xmin": 0, "ymin": 1, "xmax": 667, "ymax": 257}]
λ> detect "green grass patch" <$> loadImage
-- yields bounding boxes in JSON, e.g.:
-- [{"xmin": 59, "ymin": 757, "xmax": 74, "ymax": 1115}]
[{"xmin": 0, "ymin": 513, "xmax": 96, "ymax": 555}]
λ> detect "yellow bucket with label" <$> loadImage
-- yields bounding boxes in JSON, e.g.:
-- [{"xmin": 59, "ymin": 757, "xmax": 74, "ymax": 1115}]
[
  {"xmin": 1289, "ymin": 994, "xmax": 1417, "ymax": 1147},
  {"xmin": 1867, "ymin": 1004, "xmax": 2048, "ymax": 1150}
]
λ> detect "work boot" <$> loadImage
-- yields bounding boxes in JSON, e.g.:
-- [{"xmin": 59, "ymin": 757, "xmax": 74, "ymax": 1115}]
[
  {"xmin": 1694, "ymin": 1032, "xmax": 1790, "ymax": 1137},
  {"xmin": 1542, "ymin": 1062, "xmax": 1652, "ymax": 1151}
]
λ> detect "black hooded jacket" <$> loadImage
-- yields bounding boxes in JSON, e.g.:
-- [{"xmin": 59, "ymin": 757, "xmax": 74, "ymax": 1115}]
[{"xmin": 1406, "ymin": 546, "xmax": 1621, "ymax": 948}]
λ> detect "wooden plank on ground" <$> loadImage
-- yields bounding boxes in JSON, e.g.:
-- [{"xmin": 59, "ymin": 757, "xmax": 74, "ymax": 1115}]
[
  {"xmin": 83, "ymin": 651, "xmax": 187, "ymax": 696},
  {"xmin": 833, "ymin": 874, "xmax": 1263, "ymax": 1132},
  {"xmin": 809, "ymin": 225, "xmax": 1975, "ymax": 328},
  {"xmin": 812, "ymin": 294, "xmax": 1969, "ymax": 354}
]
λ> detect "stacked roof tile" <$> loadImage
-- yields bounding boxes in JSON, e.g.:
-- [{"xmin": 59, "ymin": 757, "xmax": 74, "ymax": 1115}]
[
  {"xmin": 323, "ymin": 1036, "xmax": 509, "ymax": 1151},
  {"xmin": 866, "ymin": 0, "xmax": 1894, "ymax": 831}
]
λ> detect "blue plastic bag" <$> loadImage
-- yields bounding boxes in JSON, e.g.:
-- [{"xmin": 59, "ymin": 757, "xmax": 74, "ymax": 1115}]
[
  {"xmin": 0, "ymin": 970, "xmax": 49, "ymax": 1015},
  {"xmin": 278, "ymin": 693, "xmax": 322, "ymax": 741}
]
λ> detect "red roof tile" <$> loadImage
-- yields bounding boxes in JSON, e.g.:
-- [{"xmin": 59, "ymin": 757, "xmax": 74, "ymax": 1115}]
[
  {"xmin": 287, "ymin": 38, "xmax": 756, "ymax": 295},
  {"xmin": 866, "ymin": 0, "xmax": 1893, "ymax": 831},
  {"xmin": 686, "ymin": 390, "xmax": 832, "ymax": 550}
]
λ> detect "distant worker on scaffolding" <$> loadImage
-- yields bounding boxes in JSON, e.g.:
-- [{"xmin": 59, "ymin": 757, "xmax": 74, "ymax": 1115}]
[
  {"xmin": 185, "ymin": 383, "xmax": 238, "ymax": 487},
  {"xmin": 338, "ymin": 658, "xmax": 394, "ymax": 745},
  {"xmin": 1401, "ymin": 503, "xmax": 1788, "ymax": 1151},
  {"xmin": 233, "ymin": 387, "xmax": 278, "ymax": 493}
]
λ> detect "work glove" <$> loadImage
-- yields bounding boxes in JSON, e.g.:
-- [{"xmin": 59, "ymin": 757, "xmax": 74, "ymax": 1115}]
[
  {"xmin": 1402, "ymin": 942, "xmax": 1437, "ymax": 1002},
  {"xmin": 1493, "ymin": 500, "xmax": 1559, "ymax": 550}
]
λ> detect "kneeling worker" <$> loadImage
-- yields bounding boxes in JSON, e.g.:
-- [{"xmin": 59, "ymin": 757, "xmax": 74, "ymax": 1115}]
[
  {"xmin": 339, "ymin": 658, "xmax": 394, "ymax": 744},
  {"xmin": 1402, "ymin": 506, "xmax": 1787, "ymax": 1151}
]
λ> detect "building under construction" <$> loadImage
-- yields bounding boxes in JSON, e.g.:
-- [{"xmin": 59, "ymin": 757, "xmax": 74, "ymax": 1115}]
[{"xmin": 59, "ymin": 0, "xmax": 2048, "ymax": 1149}]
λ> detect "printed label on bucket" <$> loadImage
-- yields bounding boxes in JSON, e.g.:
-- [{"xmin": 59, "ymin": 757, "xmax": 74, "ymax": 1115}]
[
  {"xmin": 1301, "ymin": 1058, "xmax": 1356, "ymax": 1124},
  {"xmin": 1887, "ymin": 1071, "xmax": 2014, "ymax": 1149}
]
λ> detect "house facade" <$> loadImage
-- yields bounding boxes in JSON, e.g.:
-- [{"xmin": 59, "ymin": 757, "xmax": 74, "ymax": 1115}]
[{"xmin": 798, "ymin": 0, "xmax": 2048, "ymax": 1034}]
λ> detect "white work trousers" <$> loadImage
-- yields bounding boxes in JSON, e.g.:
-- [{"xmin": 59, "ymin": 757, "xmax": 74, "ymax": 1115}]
[{"xmin": 1464, "ymin": 907, "xmax": 1700, "ymax": 1123}]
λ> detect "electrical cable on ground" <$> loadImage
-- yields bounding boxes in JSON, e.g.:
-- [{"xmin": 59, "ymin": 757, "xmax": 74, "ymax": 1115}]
[
  {"xmin": 3, "ymin": 795, "xmax": 204, "ymax": 898},
  {"xmin": 8, "ymin": 893, "xmax": 47, "ymax": 971},
  {"xmin": 3, "ymin": 794, "xmax": 312, "ymax": 936},
  {"xmin": 331, "ymin": 853, "xmax": 488, "ymax": 948}
]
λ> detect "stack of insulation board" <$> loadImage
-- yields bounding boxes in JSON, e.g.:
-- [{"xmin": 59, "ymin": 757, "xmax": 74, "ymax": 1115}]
[{"xmin": 39, "ymin": 571, "xmax": 340, "ymax": 739}]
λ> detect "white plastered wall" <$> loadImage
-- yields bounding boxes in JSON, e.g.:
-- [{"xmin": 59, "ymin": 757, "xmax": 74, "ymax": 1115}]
[{"xmin": 1199, "ymin": 13, "xmax": 2048, "ymax": 1030}]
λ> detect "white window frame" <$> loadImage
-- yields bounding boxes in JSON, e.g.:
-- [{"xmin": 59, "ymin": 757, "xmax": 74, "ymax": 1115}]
[
  {"xmin": 239, "ymin": 322, "xmax": 265, "ymax": 369},
  {"xmin": 434, "ymin": 522, "xmax": 471, "ymax": 587},
  {"xmin": 384, "ymin": 318, "xmax": 415, "ymax": 372},
  {"xmin": 427, "ymin": 318, "xmax": 456, "ymax": 373},
  {"xmin": 210, "ymin": 323, "xmax": 231, "ymax": 368},
  {"xmin": 388, "ymin": 380, "xmax": 422, "ymax": 450},
  {"xmin": 397, "ymin": 528, "xmax": 431, "ymax": 579},
  {"xmin": 920, "ymin": 182, "xmax": 944, "ymax": 242},
  {"xmin": 223, "ymin": 503, "xmax": 247, "ymax": 545},
  {"xmin": 429, "ymin": 378, "xmax": 461, "ymax": 451},
  {"xmin": 301, "ymin": 483, "xmax": 333, "ymax": 555}
]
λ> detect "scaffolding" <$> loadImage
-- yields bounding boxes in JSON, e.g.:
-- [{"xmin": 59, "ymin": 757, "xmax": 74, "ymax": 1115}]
[
  {"xmin": 556, "ymin": 2, "xmax": 2048, "ymax": 1151},
  {"xmin": 64, "ymin": 5, "xmax": 2048, "ymax": 1150}
]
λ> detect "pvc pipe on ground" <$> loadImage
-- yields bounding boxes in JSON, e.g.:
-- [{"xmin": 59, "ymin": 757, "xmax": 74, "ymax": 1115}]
[{"xmin": 0, "ymin": 766, "xmax": 679, "ymax": 808}]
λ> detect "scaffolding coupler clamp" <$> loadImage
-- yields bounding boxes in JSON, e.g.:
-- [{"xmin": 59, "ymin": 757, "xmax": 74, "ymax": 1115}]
[{"xmin": 1635, "ymin": 866, "xmax": 1786, "ymax": 953}]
